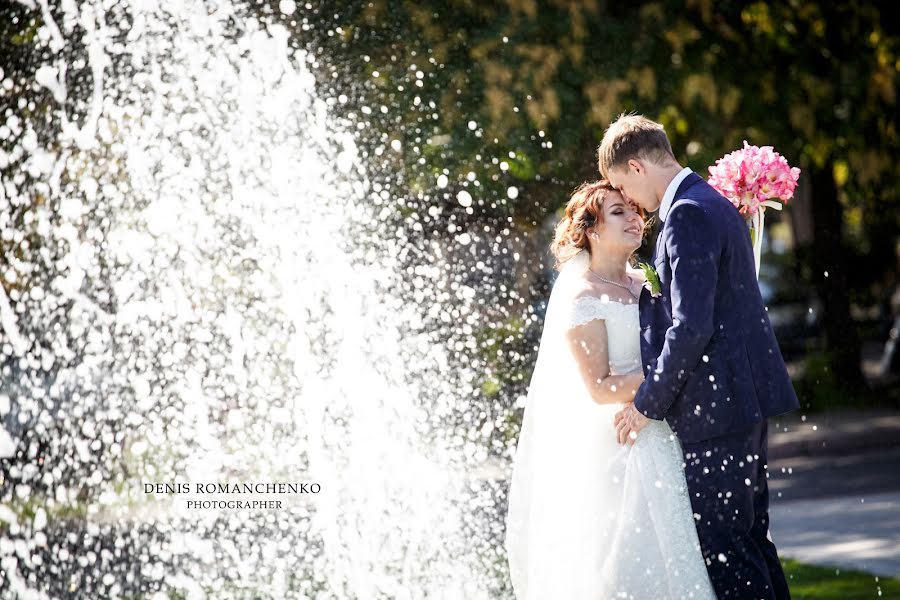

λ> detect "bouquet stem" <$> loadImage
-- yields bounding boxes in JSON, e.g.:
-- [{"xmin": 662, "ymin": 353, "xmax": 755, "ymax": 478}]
[
  {"xmin": 751, "ymin": 209, "xmax": 764, "ymax": 279},
  {"xmin": 749, "ymin": 201, "xmax": 782, "ymax": 279}
]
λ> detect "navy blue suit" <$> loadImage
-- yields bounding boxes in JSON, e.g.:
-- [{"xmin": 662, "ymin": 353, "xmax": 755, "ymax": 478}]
[{"xmin": 634, "ymin": 172, "xmax": 799, "ymax": 599}]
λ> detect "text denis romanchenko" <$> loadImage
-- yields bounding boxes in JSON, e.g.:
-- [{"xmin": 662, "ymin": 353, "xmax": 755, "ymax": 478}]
[{"xmin": 144, "ymin": 482, "xmax": 321, "ymax": 494}]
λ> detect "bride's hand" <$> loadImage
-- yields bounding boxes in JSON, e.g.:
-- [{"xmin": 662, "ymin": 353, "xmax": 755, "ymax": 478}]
[{"xmin": 614, "ymin": 404, "xmax": 651, "ymax": 445}]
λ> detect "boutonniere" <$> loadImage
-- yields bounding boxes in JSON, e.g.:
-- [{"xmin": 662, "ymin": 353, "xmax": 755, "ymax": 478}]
[{"xmin": 637, "ymin": 262, "xmax": 662, "ymax": 298}]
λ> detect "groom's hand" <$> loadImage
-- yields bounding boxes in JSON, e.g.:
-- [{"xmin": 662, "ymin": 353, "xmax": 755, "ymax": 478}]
[{"xmin": 614, "ymin": 404, "xmax": 650, "ymax": 445}]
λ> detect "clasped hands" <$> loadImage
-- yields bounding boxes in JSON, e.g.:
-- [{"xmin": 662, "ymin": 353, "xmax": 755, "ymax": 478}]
[{"xmin": 614, "ymin": 402, "xmax": 650, "ymax": 445}]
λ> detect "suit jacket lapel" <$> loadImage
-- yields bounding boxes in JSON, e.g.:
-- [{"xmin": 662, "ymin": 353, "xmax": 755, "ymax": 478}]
[{"xmin": 673, "ymin": 172, "xmax": 703, "ymax": 201}]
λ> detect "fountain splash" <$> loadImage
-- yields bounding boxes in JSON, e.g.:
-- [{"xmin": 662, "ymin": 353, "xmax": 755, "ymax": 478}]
[{"xmin": 1, "ymin": 1, "xmax": 504, "ymax": 597}]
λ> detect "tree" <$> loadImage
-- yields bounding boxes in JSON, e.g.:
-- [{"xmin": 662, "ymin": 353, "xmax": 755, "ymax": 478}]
[
  {"xmin": 292, "ymin": 0, "xmax": 898, "ymax": 391},
  {"xmin": 671, "ymin": 1, "xmax": 899, "ymax": 385}
]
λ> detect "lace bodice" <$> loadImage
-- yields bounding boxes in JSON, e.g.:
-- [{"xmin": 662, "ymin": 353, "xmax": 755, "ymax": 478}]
[{"xmin": 567, "ymin": 295, "xmax": 641, "ymax": 376}]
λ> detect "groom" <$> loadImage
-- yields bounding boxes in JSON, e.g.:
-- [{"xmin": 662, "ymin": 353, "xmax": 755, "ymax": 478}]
[{"xmin": 600, "ymin": 114, "xmax": 799, "ymax": 599}]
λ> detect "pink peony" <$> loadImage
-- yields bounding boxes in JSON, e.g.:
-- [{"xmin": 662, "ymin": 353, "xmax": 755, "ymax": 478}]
[{"xmin": 707, "ymin": 140, "xmax": 800, "ymax": 215}]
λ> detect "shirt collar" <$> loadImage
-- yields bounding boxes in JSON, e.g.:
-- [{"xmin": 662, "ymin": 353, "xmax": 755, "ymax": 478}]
[{"xmin": 659, "ymin": 167, "xmax": 693, "ymax": 222}]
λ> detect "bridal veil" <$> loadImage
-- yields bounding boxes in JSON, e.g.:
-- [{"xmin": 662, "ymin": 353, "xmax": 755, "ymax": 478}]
[{"xmin": 504, "ymin": 249, "xmax": 627, "ymax": 598}]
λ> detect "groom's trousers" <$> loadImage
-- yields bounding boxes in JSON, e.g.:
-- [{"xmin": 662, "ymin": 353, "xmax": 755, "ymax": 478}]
[{"xmin": 681, "ymin": 420, "xmax": 791, "ymax": 600}]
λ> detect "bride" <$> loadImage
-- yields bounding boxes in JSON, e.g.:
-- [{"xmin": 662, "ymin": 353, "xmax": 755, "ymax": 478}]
[{"xmin": 504, "ymin": 180, "xmax": 716, "ymax": 599}]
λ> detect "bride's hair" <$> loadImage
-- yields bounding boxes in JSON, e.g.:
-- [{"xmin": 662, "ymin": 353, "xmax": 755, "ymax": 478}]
[
  {"xmin": 550, "ymin": 180, "xmax": 647, "ymax": 272},
  {"xmin": 550, "ymin": 180, "xmax": 616, "ymax": 271}
]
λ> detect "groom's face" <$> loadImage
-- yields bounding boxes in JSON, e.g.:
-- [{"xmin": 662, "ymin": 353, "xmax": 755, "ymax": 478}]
[{"xmin": 607, "ymin": 161, "xmax": 660, "ymax": 213}]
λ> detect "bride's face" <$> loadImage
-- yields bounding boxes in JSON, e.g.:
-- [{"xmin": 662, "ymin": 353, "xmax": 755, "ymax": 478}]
[{"xmin": 592, "ymin": 191, "xmax": 644, "ymax": 251}]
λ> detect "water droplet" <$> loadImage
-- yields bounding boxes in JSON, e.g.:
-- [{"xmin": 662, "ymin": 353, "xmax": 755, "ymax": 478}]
[{"xmin": 456, "ymin": 190, "xmax": 473, "ymax": 207}]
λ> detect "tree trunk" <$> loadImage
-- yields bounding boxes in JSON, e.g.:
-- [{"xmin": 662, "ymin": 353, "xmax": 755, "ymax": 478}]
[{"xmin": 809, "ymin": 164, "xmax": 864, "ymax": 386}]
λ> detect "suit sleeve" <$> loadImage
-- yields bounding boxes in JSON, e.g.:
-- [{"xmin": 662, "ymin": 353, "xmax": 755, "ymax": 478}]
[{"xmin": 633, "ymin": 202, "xmax": 721, "ymax": 420}]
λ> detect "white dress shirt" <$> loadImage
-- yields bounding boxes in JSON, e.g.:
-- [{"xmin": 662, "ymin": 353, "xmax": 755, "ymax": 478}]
[{"xmin": 659, "ymin": 167, "xmax": 693, "ymax": 222}]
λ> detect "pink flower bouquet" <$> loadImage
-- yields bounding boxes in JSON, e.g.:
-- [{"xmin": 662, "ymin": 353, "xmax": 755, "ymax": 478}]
[
  {"xmin": 707, "ymin": 141, "xmax": 801, "ymax": 277},
  {"xmin": 708, "ymin": 141, "xmax": 801, "ymax": 215}
]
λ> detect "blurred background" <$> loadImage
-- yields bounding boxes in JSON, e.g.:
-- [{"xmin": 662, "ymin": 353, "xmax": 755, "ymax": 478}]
[
  {"xmin": 1, "ymin": 1, "xmax": 898, "ymax": 598},
  {"xmin": 260, "ymin": 0, "xmax": 900, "ymax": 413}
]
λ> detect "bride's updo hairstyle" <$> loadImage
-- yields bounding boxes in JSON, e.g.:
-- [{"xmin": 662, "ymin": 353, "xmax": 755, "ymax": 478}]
[{"xmin": 550, "ymin": 180, "xmax": 618, "ymax": 271}]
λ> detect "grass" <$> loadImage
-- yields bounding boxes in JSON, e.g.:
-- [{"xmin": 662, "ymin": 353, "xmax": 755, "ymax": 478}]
[{"xmin": 783, "ymin": 559, "xmax": 900, "ymax": 598}]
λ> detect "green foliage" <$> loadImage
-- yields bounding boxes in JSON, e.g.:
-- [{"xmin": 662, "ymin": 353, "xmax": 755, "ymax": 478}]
[
  {"xmin": 782, "ymin": 559, "xmax": 900, "ymax": 599},
  {"xmin": 793, "ymin": 351, "xmax": 888, "ymax": 411},
  {"xmin": 10, "ymin": 20, "xmax": 39, "ymax": 45},
  {"xmin": 504, "ymin": 151, "xmax": 535, "ymax": 182},
  {"xmin": 0, "ymin": 493, "xmax": 88, "ymax": 535},
  {"xmin": 472, "ymin": 315, "xmax": 529, "ymax": 400},
  {"xmin": 298, "ymin": 0, "xmax": 897, "ymax": 261},
  {"xmin": 794, "ymin": 351, "xmax": 850, "ymax": 411},
  {"xmin": 295, "ymin": 0, "xmax": 897, "ymax": 387}
]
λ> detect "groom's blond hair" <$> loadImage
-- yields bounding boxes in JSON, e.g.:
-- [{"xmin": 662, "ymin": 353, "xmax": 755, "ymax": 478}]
[{"xmin": 597, "ymin": 114, "xmax": 677, "ymax": 179}]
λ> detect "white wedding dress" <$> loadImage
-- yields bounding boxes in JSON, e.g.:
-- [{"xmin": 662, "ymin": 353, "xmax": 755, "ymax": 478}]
[{"xmin": 505, "ymin": 250, "xmax": 717, "ymax": 600}]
